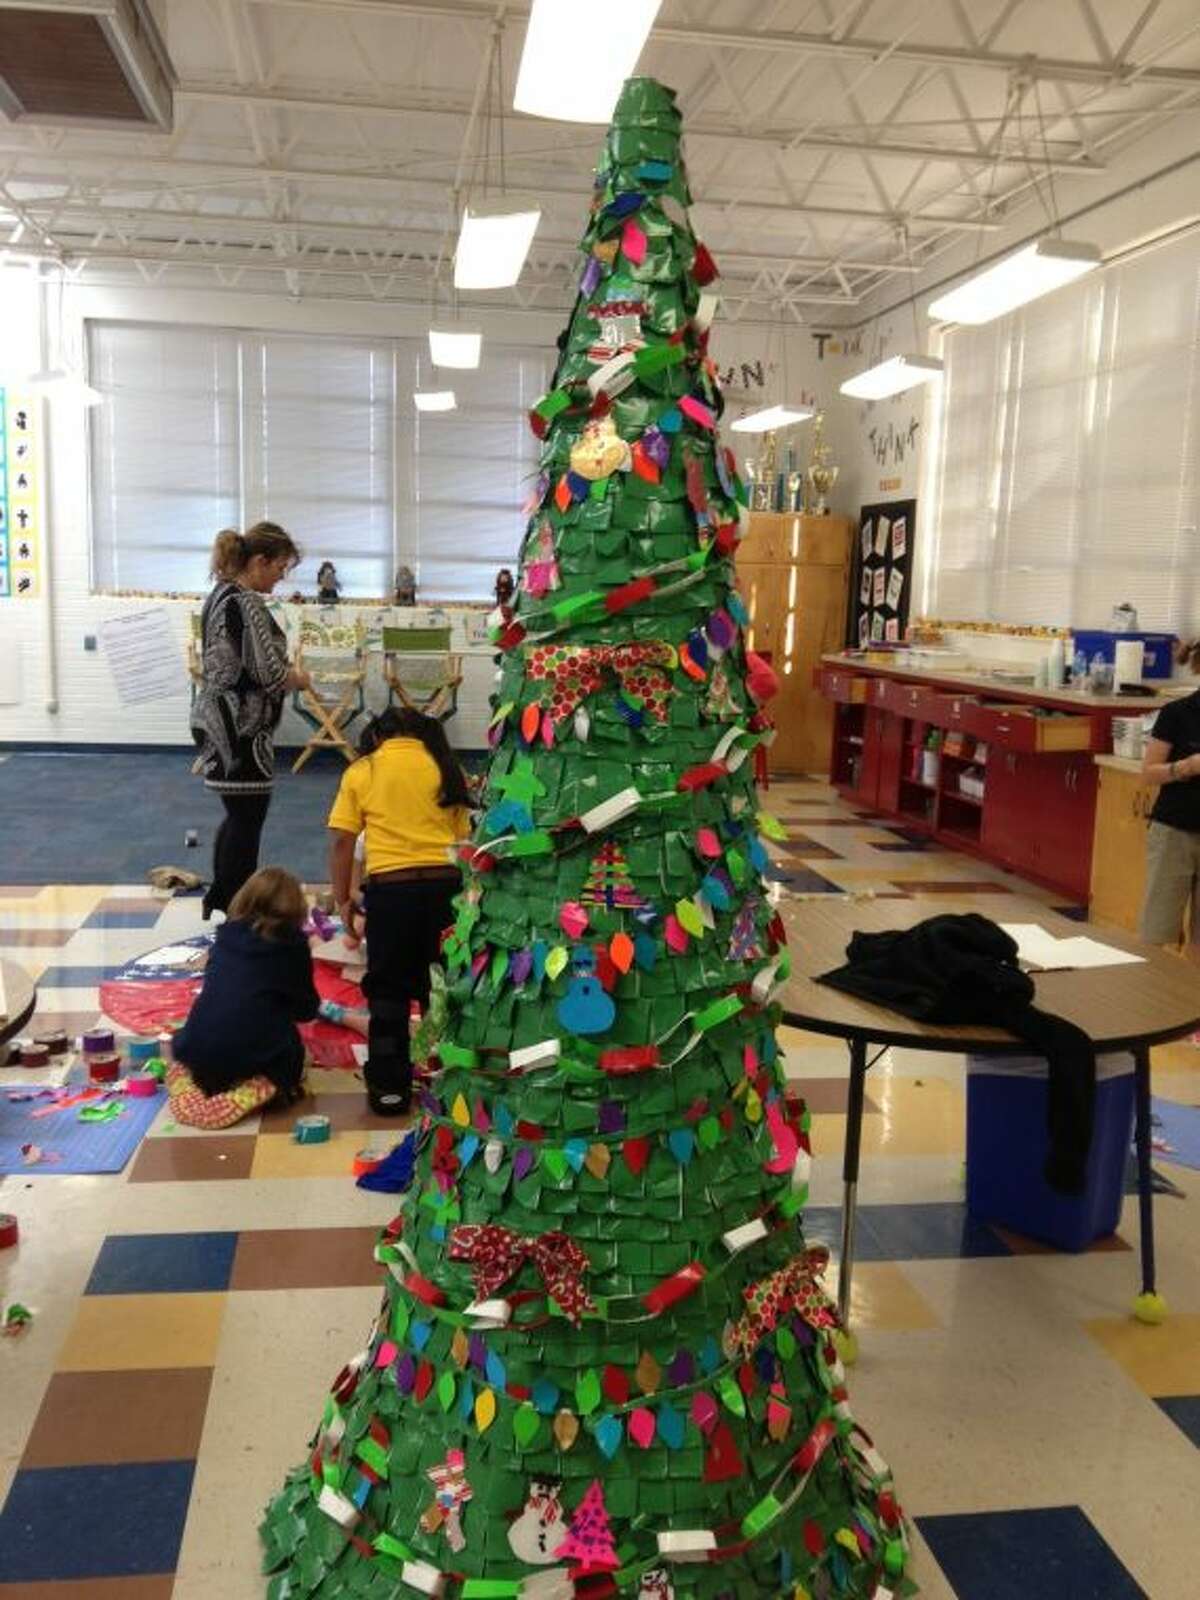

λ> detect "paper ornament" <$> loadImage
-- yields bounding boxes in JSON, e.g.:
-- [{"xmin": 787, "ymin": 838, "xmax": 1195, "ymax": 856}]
[
  {"xmin": 421, "ymin": 1448, "xmax": 472, "ymax": 1551},
  {"xmin": 556, "ymin": 1481, "xmax": 619, "ymax": 1571},
  {"xmin": 553, "ymin": 1410, "xmax": 580, "ymax": 1451},
  {"xmin": 508, "ymin": 1479, "xmax": 567, "ymax": 1565},
  {"xmin": 569, "ymin": 415, "xmax": 632, "ymax": 481},
  {"xmin": 557, "ymin": 975, "xmax": 616, "ymax": 1036},
  {"xmin": 638, "ymin": 1567, "xmax": 675, "ymax": 1600}
]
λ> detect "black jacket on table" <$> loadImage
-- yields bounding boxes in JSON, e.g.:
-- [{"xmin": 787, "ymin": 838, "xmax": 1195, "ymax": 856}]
[
  {"xmin": 817, "ymin": 913, "xmax": 1096, "ymax": 1195},
  {"xmin": 173, "ymin": 920, "xmax": 319, "ymax": 1096}
]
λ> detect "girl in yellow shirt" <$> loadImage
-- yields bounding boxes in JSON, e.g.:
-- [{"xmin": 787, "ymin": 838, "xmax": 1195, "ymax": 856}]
[{"xmin": 328, "ymin": 707, "xmax": 472, "ymax": 1114}]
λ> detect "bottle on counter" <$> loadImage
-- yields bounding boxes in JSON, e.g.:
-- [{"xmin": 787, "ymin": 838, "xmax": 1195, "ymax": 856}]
[
  {"xmin": 1047, "ymin": 637, "xmax": 1065, "ymax": 688},
  {"xmin": 1072, "ymin": 646, "xmax": 1088, "ymax": 684}
]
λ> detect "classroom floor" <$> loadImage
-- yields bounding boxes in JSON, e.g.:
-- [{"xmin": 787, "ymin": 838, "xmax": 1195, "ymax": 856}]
[{"xmin": 2, "ymin": 777, "xmax": 1199, "ymax": 1599}]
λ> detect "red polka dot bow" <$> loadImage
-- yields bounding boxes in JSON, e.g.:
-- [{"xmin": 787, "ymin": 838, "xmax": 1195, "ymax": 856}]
[
  {"xmin": 450, "ymin": 1223, "xmax": 597, "ymax": 1325},
  {"xmin": 526, "ymin": 641, "xmax": 676, "ymax": 728},
  {"xmin": 733, "ymin": 1245, "xmax": 838, "ymax": 1353}
]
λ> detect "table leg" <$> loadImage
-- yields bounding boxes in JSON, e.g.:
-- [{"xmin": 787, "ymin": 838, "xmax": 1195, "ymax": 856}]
[
  {"xmin": 1132, "ymin": 1043, "xmax": 1160, "ymax": 1316},
  {"xmin": 838, "ymin": 1037, "xmax": 869, "ymax": 1330}
]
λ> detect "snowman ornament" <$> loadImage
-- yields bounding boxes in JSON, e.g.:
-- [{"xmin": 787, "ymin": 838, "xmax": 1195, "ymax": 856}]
[{"xmin": 508, "ymin": 1479, "xmax": 567, "ymax": 1565}]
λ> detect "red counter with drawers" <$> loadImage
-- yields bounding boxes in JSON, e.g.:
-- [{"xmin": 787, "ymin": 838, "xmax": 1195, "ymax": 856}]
[{"xmin": 816, "ymin": 654, "xmax": 1164, "ymax": 902}]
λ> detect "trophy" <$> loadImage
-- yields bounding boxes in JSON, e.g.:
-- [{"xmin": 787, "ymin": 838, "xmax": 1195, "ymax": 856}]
[
  {"xmin": 806, "ymin": 410, "xmax": 839, "ymax": 515},
  {"xmin": 756, "ymin": 429, "xmax": 778, "ymax": 511}
]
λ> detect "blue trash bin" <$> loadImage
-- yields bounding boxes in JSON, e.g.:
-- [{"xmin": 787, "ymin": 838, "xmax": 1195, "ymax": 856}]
[{"xmin": 966, "ymin": 1053, "xmax": 1135, "ymax": 1251}]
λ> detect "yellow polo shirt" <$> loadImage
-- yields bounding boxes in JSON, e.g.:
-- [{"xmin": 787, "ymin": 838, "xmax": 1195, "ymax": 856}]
[{"xmin": 328, "ymin": 737, "xmax": 470, "ymax": 874}]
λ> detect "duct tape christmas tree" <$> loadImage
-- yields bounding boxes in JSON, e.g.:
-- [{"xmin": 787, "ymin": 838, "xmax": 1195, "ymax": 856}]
[{"xmin": 260, "ymin": 77, "xmax": 909, "ymax": 1600}]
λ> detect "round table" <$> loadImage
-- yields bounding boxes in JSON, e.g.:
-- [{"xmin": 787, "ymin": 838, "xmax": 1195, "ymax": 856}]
[
  {"xmin": 776, "ymin": 895, "xmax": 1200, "ymax": 1340},
  {"xmin": 0, "ymin": 959, "xmax": 37, "ymax": 1050}
]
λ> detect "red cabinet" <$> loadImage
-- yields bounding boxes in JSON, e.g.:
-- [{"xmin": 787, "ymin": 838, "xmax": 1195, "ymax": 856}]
[{"xmin": 979, "ymin": 751, "xmax": 1096, "ymax": 899}]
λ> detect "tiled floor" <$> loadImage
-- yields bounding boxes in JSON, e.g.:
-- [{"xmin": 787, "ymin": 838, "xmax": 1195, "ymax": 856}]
[{"xmin": 2, "ymin": 779, "xmax": 1199, "ymax": 1598}]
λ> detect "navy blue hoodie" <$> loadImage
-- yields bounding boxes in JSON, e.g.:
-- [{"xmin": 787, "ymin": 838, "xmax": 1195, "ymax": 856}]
[{"xmin": 174, "ymin": 919, "xmax": 319, "ymax": 1095}]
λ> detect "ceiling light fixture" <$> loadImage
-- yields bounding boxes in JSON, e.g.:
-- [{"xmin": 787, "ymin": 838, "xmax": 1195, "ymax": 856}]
[
  {"xmin": 840, "ymin": 353, "xmax": 943, "ymax": 400},
  {"xmin": 414, "ymin": 391, "xmax": 457, "ymax": 413},
  {"xmin": 928, "ymin": 238, "xmax": 1100, "ymax": 325},
  {"xmin": 514, "ymin": 0, "xmax": 662, "ymax": 123},
  {"xmin": 453, "ymin": 202, "xmax": 541, "ymax": 290},
  {"xmin": 730, "ymin": 404, "xmax": 814, "ymax": 434},
  {"xmin": 428, "ymin": 328, "xmax": 483, "ymax": 369}
]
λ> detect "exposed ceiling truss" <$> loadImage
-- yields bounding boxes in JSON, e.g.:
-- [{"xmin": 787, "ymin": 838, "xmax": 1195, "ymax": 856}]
[{"xmin": 0, "ymin": 0, "xmax": 1197, "ymax": 320}]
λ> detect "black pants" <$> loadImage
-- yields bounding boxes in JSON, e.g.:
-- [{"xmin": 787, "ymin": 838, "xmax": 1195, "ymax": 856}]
[
  {"xmin": 362, "ymin": 873, "xmax": 460, "ymax": 1101},
  {"xmin": 209, "ymin": 791, "xmax": 272, "ymax": 914}
]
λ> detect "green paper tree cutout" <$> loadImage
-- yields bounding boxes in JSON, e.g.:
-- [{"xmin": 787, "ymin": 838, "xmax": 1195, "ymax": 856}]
[
  {"xmin": 259, "ymin": 76, "xmax": 905, "ymax": 1600},
  {"xmin": 581, "ymin": 840, "xmax": 646, "ymax": 910}
]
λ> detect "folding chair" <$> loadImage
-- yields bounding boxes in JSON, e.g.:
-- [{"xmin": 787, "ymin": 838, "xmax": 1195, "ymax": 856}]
[
  {"xmin": 291, "ymin": 614, "xmax": 368, "ymax": 772},
  {"xmin": 186, "ymin": 612, "xmax": 203, "ymax": 703},
  {"xmin": 382, "ymin": 624, "xmax": 462, "ymax": 723}
]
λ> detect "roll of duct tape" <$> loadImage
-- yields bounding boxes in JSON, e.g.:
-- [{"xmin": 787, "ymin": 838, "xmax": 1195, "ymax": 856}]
[
  {"xmin": 127, "ymin": 1038, "xmax": 159, "ymax": 1064},
  {"xmin": 82, "ymin": 1028, "xmax": 116, "ymax": 1055},
  {"xmin": 294, "ymin": 1114, "xmax": 332, "ymax": 1145},
  {"xmin": 0, "ymin": 1213, "xmax": 18, "ymax": 1249},
  {"xmin": 19, "ymin": 1043, "xmax": 51, "ymax": 1070},
  {"xmin": 35, "ymin": 1030, "xmax": 70, "ymax": 1057},
  {"xmin": 87, "ymin": 1053, "xmax": 122, "ymax": 1084},
  {"xmin": 125, "ymin": 1073, "xmax": 159, "ymax": 1097}
]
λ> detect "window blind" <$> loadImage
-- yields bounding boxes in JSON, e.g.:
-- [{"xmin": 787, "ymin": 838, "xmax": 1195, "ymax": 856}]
[
  {"xmin": 87, "ymin": 321, "xmax": 548, "ymax": 600},
  {"xmin": 925, "ymin": 227, "xmax": 1200, "ymax": 634}
]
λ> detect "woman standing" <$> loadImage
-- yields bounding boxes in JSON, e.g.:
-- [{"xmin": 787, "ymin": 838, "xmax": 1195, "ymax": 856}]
[{"xmin": 193, "ymin": 522, "xmax": 310, "ymax": 918}]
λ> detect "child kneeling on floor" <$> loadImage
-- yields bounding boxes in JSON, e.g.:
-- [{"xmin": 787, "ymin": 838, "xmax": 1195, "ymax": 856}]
[{"xmin": 169, "ymin": 866, "xmax": 320, "ymax": 1128}]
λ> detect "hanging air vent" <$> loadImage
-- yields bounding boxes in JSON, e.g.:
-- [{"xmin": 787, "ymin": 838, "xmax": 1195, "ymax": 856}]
[{"xmin": 0, "ymin": 0, "xmax": 174, "ymax": 130}]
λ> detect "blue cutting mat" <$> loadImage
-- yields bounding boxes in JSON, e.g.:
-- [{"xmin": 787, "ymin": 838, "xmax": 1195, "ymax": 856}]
[
  {"xmin": 0, "ymin": 1087, "xmax": 164, "ymax": 1174},
  {"xmin": 1152, "ymin": 1096, "xmax": 1200, "ymax": 1172}
]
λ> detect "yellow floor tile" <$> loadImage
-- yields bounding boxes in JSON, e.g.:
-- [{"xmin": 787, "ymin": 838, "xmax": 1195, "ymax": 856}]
[
  {"xmin": 828, "ymin": 1261, "xmax": 941, "ymax": 1331},
  {"xmin": 250, "ymin": 1131, "xmax": 359, "ymax": 1179},
  {"xmin": 1083, "ymin": 1312, "xmax": 1200, "ymax": 1397},
  {"xmin": 57, "ymin": 1293, "xmax": 227, "ymax": 1371},
  {"xmin": 812, "ymin": 1077, "xmax": 964, "ymax": 1159},
  {"xmin": 33, "ymin": 885, "xmax": 109, "ymax": 914}
]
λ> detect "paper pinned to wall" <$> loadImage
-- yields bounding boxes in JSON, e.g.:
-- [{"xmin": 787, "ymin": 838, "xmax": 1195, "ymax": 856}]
[{"xmin": 99, "ymin": 608, "xmax": 189, "ymax": 706}]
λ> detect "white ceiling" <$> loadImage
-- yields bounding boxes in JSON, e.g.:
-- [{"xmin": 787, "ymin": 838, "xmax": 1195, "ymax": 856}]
[{"xmin": 2, "ymin": 0, "xmax": 1200, "ymax": 322}]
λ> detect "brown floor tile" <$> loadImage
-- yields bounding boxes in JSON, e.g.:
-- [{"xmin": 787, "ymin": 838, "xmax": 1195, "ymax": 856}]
[
  {"xmin": 258, "ymin": 1089, "xmax": 394, "ymax": 1134},
  {"xmin": 788, "ymin": 1076, "xmax": 880, "ymax": 1115},
  {"xmin": 20, "ymin": 1368, "xmax": 213, "ymax": 1469},
  {"xmin": 128, "ymin": 1135, "xmax": 256, "ymax": 1183},
  {"xmin": 0, "ymin": 928, "xmax": 76, "ymax": 947},
  {"xmin": 0, "ymin": 1580, "xmax": 176, "ymax": 1600},
  {"xmin": 229, "ymin": 1225, "xmax": 381, "ymax": 1290},
  {"xmin": 781, "ymin": 834, "xmax": 842, "ymax": 861},
  {"xmin": 990, "ymin": 1225, "xmax": 1131, "ymax": 1256},
  {"xmin": 890, "ymin": 879, "xmax": 1017, "ymax": 894}
]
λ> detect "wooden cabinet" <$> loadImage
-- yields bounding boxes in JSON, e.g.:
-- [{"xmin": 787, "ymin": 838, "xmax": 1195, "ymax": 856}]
[
  {"xmin": 1090, "ymin": 760, "xmax": 1158, "ymax": 932},
  {"xmin": 737, "ymin": 513, "xmax": 852, "ymax": 776}
]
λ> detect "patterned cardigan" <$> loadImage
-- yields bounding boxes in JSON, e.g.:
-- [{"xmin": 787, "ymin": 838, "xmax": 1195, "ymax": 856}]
[{"xmin": 191, "ymin": 582, "xmax": 290, "ymax": 794}]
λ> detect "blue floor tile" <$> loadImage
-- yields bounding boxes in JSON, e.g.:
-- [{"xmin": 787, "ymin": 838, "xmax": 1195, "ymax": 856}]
[
  {"xmin": 37, "ymin": 965, "xmax": 126, "ymax": 987},
  {"xmin": 918, "ymin": 1506, "xmax": 1147, "ymax": 1599},
  {"xmin": 0, "ymin": 1460, "xmax": 195, "ymax": 1581},
  {"xmin": 763, "ymin": 864, "xmax": 845, "ymax": 893},
  {"xmin": 83, "ymin": 909, "xmax": 166, "ymax": 929},
  {"xmin": 1156, "ymin": 1394, "xmax": 1200, "ymax": 1448},
  {"xmin": 85, "ymin": 1230, "xmax": 238, "ymax": 1294},
  {"xmin": 802, "ymin": 1203, "xmax": 1011, "ymax": 1262}
]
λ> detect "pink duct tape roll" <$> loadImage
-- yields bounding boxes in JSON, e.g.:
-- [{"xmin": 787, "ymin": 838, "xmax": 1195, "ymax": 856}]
[{"xmin": 125, "ymin": 1073, "xmax": 160, "ymax": 1097}]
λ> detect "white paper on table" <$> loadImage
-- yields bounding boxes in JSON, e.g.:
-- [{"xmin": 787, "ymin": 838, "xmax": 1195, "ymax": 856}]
[
  {"xmin": 1000, "ymin": 924, "xmax": 1074, "ymax": 970},
  {"xmin": 1050, "ymin": 936, "xmax": 1144, "ymax": 969},
  {"xmin": 1000, "ymin": 924, "xmax": 1144, "ymax": 971}
]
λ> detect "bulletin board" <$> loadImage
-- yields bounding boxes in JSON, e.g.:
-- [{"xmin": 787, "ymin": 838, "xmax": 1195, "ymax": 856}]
[
  {"xmin": 0, "ymin": 389, "xmax": 41, "ymax": 600},
  {"xmin": 847, "ymin": 498, "xmax": 916, "ymax": 648}
]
